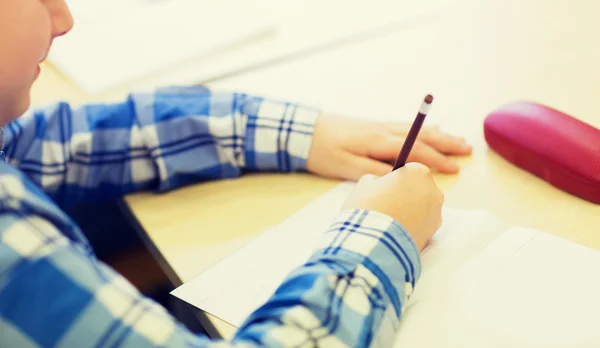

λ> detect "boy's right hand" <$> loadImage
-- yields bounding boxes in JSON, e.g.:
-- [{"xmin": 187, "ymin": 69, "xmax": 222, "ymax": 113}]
[{"xmin": 341, "ymin": 163, "xmax": 444, "ymax": 250}]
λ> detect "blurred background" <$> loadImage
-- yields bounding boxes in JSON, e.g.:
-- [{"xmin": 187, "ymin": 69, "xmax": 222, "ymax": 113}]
[{"xmin": 31, "ymin": 0, "xmax": 600, "ymax": 337}]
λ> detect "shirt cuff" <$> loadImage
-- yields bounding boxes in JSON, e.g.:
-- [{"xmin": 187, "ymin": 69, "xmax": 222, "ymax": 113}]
[
  {"xmin": 309, "ymin": 209, "xmax": 422, "ymax": 319},
  {"xmin": 243, "ymin": 98, "xmax": 319, "ymax": 172}
]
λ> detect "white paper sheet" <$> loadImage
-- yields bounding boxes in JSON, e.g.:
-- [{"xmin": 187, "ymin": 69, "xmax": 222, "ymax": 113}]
[
  {"xmin": 393, "ymin": 228, "xmax": 600, "ymax": 347},
  {"xmin": 173, "ymin": 182, "xmax": 600, "ymax": 347},
  {"xmin": 172, "ymin": 182, "xmax": 508, "ymax": 326}
]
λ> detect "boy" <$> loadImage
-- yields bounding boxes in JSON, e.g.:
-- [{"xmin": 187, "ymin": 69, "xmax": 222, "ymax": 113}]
[{"xmin": 0, "ymin": 0, "xmax": 471, "ymax": 347}]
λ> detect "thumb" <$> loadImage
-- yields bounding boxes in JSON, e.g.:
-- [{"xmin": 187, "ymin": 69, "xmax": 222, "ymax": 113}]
[
  {"xmin": 409, "ymin": 141, "xmax": 459, "ymax": 173},
  {"xmin": 345, "ymin": 155, "xmax": 392, "ymax": 181},
  {"xmin": 357, "ymin": 173, "xmax": 379, "ymax": 185}
]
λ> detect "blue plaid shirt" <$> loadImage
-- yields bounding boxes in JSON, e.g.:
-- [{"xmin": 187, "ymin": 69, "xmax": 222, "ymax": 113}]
[{"xmin": 0, "ymin": 86, "xmax": 421, "ymax": 347}]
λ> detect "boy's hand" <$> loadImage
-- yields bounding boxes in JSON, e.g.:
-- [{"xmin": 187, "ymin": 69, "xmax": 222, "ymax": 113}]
[
  {"xmin": 306, "ymin": 115, "xmax": 472, "ymax": 181},
  {"xmin": 342, "ymin": 163, "xmax": 444, "ymax": 250}
]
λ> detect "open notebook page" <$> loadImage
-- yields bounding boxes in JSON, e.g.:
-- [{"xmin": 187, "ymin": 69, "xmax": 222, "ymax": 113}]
[
  {"xmin": 172, "ymin": 182, "xmax": 508, "ymax": 327},
  {"xmin": 393, "ymin": 228, "xmax": 600, "ymax": 347}
]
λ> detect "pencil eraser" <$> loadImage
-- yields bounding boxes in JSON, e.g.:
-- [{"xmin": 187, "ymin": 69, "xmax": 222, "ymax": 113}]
[{"xmin": 484, "ymin": 101, "xmax": 600, "ymax": 204}]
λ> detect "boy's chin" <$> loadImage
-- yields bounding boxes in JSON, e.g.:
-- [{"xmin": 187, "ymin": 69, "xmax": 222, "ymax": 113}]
[{"xmin": 1, "ymin": 95, "xmax": 31, "ymax": 126}]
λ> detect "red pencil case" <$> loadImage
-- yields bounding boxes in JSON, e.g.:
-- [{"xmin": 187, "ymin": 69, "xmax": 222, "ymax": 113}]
[{"xmin": 484, "ymin": 101, "xmax": 600, "ymax": 204}]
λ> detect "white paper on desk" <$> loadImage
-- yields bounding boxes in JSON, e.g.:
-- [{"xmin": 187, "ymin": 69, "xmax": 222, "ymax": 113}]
[
  {"xmin": 393, "ymin": 228, "xmax": 600, "ymax": 347},
  {"xmin": 172, "ymin": 182, "xmax": 509, "ymax": 327},
  {"xmin": 48, "ymin": 0, "xmax": 275, "ymax": 93},
  {"xmin": 173, "ymin": 181, "xmax": 600, "ymax": 346}
]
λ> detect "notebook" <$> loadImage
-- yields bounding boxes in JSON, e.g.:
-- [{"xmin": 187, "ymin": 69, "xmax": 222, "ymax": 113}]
[{"xmin": 172, "ymin": 182, "xmax": 600, "ymax": 347}]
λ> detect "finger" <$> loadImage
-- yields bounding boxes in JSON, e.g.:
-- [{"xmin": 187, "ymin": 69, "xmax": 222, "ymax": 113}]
[
  {"xmin": 342, "ymin": 153, "xmax": 393, "ymax": 181},
  {"xmin": 391, "ymin": 162, "xmax": 432, "ymax": 178},
  {"xmin": 386, "ymin": 124, "xmax": 440, "ymax": 137},
  {"xmin": 403, "ymin": 162, "xmax": 431, "ymax": 173},
  {"xmin": 438, "ymin": 190, "xmax": 445, "ymax": 205},
  {"xmin": 364, "ymin": 133, "xmax": 407, "ymax": 162},
  {"xmin": 357, "ymin": 173, "xmax": 379, "ymax": 184},
  {"xmin": 420, "ymin": 130, "xmax": 472, "ymax": 155},
  {"xmin": 408, "ymin": 141, "xmax": 460, "ymax": 173},
  {"xmin": 366, "ymin": 135, "xmax": 459, "ymax": 173},
  {"xmin": 387, "ymin": 124, "xmax": 471, "ymax": 155}
]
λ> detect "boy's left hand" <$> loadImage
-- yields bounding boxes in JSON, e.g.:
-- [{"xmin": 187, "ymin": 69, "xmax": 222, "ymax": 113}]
[{"xmin": 306, "ymin": 115, "xmax": 472, "ymax": 181}]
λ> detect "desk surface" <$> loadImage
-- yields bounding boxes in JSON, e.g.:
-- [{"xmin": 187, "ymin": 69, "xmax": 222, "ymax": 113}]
[
  {"xmin": 124, "ymin": 0, "xmax": 600, "ymax": 277},
  {"xmin": 32, "ymin": 0, "xmax": 600, "ymax": 339}
]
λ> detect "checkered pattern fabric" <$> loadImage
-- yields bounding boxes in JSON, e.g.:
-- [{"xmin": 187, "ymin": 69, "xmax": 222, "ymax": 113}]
[{"xmin": 0, "ymin": 86, "xmax": 421, "ymax": 347}]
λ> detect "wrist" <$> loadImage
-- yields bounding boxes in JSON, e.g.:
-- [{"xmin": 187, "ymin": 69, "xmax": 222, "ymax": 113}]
[
  {"xmin": 329, "ymin": 208, "xmax": 422, "ymax": 280},
  {"xmin": 314, "ymin": 208, "xmax": 422, "ymax": 318},
  {"xmin": 243, "ymin": 98, "xmax": 320, "ymax": 172}
]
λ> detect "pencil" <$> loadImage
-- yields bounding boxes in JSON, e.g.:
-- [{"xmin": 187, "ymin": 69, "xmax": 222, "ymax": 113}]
[{"xmin": 392, "ymin": 94, "xmax": 434, "ymax": 170}]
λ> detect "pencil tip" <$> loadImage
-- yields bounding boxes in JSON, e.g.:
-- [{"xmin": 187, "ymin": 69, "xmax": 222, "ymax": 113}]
[{"xmin": 424, "ymin": 94, "xmax": 434, "ymax": 104}]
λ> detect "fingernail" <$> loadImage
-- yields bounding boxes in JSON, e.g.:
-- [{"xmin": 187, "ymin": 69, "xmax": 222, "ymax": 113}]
[
  {"xmin": 447, "ymin": 161, "xmax": 460, "ymax": 171},
  {"xmin": 458, "ymin": 141, "xmax": 471, "ymax": 150}
]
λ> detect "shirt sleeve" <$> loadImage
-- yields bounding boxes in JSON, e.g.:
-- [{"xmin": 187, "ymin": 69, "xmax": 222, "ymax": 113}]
[
  {"xmin": 3, "ymin": 85, "xmax": 319, "ymax": 209},
  {"xmin": 233, "ymin": 209, "xmax": 421, "ymax": 347},
  {"xmin": 0, "ymin": 172, "xmax": 421, "ymax": 348}
]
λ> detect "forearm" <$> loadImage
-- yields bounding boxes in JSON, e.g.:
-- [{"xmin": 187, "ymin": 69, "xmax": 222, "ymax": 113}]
[
  {"xmin": 4, "ymin": 86, "xmax": 319, "ymax": 208},
  {"xmin": 234, "ymin": 209, "xmax": 421, "ymax": 347}
]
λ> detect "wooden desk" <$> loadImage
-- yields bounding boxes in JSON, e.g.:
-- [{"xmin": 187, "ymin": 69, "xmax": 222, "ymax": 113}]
[{"xmin": 32, "ymin": 0, "xmax": 600, "ymax": 339}]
